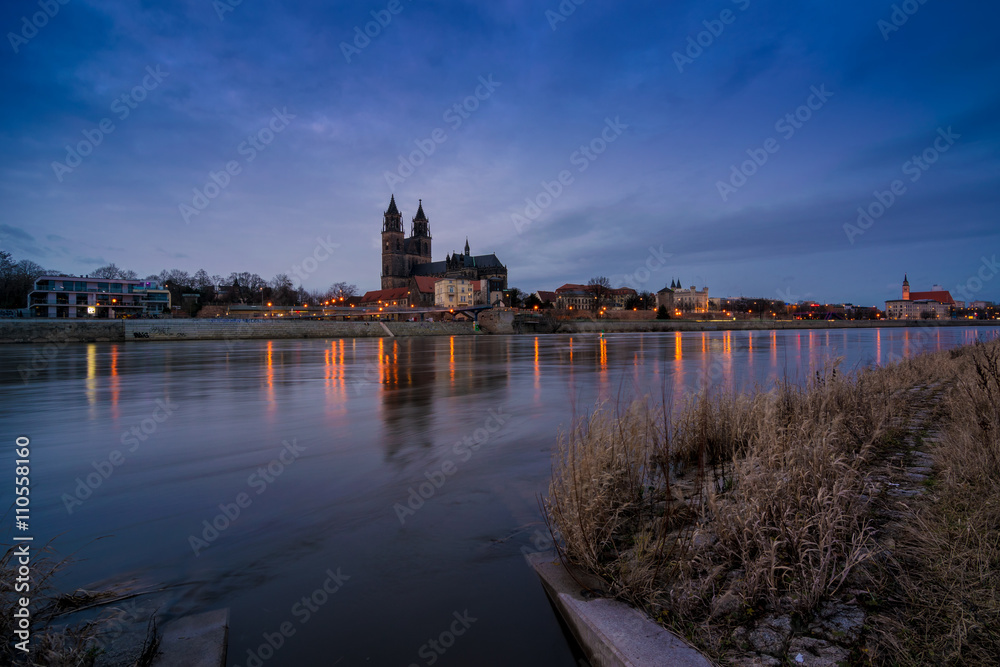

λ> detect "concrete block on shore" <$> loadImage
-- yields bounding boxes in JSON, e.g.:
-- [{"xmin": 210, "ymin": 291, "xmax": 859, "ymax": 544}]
[
  {"xmin": 150, "ymin": 608, "xmax": 228, "ymax": 667},
  {"xmin": 526, "ymin": 551, "xmax": 711, "ymax": 667}
]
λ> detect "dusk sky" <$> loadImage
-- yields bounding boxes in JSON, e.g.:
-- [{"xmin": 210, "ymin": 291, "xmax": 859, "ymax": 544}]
[{"xmin": 2, "ymin": 0, "xmax": 998, "ymax": 305}]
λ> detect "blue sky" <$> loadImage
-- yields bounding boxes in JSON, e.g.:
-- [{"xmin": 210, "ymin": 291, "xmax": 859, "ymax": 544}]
[{"xmin": 2, "ymin": 0, "xmax": 998, "ymax": 305}]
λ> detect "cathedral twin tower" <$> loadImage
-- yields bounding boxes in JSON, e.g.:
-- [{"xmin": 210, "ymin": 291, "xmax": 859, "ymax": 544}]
[
  {"xmin": 378, "ymin": 194, "xmax": 508, "ymax": 294},
  {"xmin": 381, "ymin": 195, "xmax": 431, "ymax": 289}
]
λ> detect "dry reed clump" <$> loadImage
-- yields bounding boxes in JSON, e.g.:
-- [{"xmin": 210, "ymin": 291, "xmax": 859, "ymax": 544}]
[
  {"xmin": 544, "ymin": 355, "xmax": 923, "ymax": 657},
  {"xmin": 868, "ymin": 338, "xmax": 1000, "ymax": 665},
  {"xmin": 0, "ymin": 538, "xmax": 135, "ymax": 667},
  {"xmin": 707, "ymin": 415, "xmax": 874, "ymax": 613},
  {"xmin": 544, "ymin": 398, "xmax": 697, "ymax": 607},
  {"xmin": 672, "ymin": 367, "xmax": 899, "ymax": 623}
]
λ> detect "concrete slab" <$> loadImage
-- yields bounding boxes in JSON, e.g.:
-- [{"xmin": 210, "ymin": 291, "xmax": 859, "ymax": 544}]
[
  {"xmin": 150, "ymin": 608, "xmax": 229, "ymax": 667},
  {"xmin": 526, "ymin": 552, "xmax": 712, "ymax": 667}
]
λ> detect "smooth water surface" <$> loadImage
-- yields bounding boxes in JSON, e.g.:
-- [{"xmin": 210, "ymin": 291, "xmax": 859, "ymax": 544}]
[{"xmin": 1, "ymin": 326, "xmax": 996, "ymax": 666}]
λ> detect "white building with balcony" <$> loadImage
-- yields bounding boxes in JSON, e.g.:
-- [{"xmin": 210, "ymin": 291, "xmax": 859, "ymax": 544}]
[{"xmin": 28, "ymin": 275, "xmax": 171, "ymax": 318}]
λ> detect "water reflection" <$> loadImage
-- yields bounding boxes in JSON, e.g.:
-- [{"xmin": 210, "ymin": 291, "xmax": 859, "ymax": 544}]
[
  {"xmin": 2, "ymin": 326, "xmax": 997, "ymax": 667},
  {"xmin": 110, "ymin": 344, "xmax": 120, "ymax": 419},
  {"xmin": 265, "ymin": 340, "xmax": 275, "ymax": 410},
  {"xmin": 86, "ymin": 343, "xmax": 97, "ymax": 415}
]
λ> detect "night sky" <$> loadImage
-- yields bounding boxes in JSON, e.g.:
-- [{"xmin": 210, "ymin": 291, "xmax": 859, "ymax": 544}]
[{"xmin": 2, "ymin": 0, "xmax": 998, "ymax": 305}]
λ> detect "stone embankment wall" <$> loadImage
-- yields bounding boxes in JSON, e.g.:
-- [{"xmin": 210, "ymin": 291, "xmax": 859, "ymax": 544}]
[
  {"xmin": 0, "ymin": 320, "xmax": 123, "ymax": 343},
  {"xmin": 0, "ymin": 319, "xmax": 474, "ymax": 343},
  {"xmin": 561, "ymin": 319, "xmax": 994, "ymax": 334}
]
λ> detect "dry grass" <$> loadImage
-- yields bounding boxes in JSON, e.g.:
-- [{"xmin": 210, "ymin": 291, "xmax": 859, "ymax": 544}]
[
  {"xmin": 545, "ymin": 337, "xmax": 1000, "ymax": 662},
  {"xmin": 0, "ymin": 540, "xmax": 103, "ymax": 666},
  {"xmin": 866, "ymin": 339, "xmax": 1000, "ymax": 665},
  {"xmin": 0, "ymin": 537, "xmax": 145, "ymax": 667},
  {"xmin": 545, "ymin": 398, "xmax": 693, "ymax": 606}
]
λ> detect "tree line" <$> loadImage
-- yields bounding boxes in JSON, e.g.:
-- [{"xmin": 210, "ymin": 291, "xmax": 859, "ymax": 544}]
[{"xmin": 0, "ymin": 251, "xmax": 357, "ymax": 314}]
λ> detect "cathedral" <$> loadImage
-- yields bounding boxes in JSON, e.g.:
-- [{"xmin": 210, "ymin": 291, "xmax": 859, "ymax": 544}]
[{"xmin": 379, "ymin": 195, "xmax": 508, "ymax": 294}]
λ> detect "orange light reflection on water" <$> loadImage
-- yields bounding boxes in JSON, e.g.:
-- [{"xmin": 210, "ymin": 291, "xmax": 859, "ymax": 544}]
[
  {"xmin": 266, "ymin": 341, "xmax": 275, "ymax": 411},
  {"xmin": 109, "ymin": 345, "xmax": 120, "ymax": 419}
]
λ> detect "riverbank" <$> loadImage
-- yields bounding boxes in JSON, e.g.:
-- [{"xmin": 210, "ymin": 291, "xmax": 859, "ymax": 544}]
[
  {"xmin": 542, "ymin": 337, "xmax": 1000, "ymax": 665},
  {"xmin": 2, "ymin": 316, "xmax": 996, "ymax": 344},
  {"xmin": 559, "ymin": 318, "xmax": 998, "ymax": 333},
  {"xmin": 0, "ymin": 318, "xmax": 475, "ymax": 343}
]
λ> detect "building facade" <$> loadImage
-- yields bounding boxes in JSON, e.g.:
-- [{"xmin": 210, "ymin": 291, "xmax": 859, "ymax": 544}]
[
  {"xmin": 655, "ymin": 286, "xmax": 674, "ymax": 312},
  {"xmin": 554, "ymin": 283, "xmax": 637, "ymax": 311},
  {"xmin": 380, "ymin": 196, "xmax": 507, "ymax": 299},
  {"xmin": 671, "ymin": 283, "xmax": 710, "ymax": 313},
  {"xmin": 885, "ymin": 274, "xmax": 954, "ymax": 320},
  {"xmin": 28, "ymin": 276, "xmax": 171, "ymax": 318},
  {"xmin": 435, "ymin": 278, "xmax": 473, "ymax": 308}
]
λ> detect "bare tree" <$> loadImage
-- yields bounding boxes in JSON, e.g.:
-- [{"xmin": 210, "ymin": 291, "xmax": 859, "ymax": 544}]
[
  {"xmin": 0, "ymin": 252, "xmax": 46, "ymax": 307},
  {"xmin": 158, "ymin": 269, "xmax": 192, "ymax": 287},
  {"xmin": 328, "ymin": 281, "xmax": 358, "ymax": 301},
  {"xmin": 269, "ymin": 274, "xmax": 296, "ymax": 306},
  {"xmin": 193, "ymin": 269, "xmax": 213, "ymax": 290},
  {"xmin": 92, "ymin": 263, "xmax": 123, "ymax": 279},
  {"xmin": 588, "ymin": 276, "xmax": 612, "ymax": 311}
]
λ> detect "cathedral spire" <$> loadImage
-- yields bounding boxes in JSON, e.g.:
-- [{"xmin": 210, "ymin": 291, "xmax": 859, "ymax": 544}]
[
  {"xmin": 464, "ymin": 237, "xmax": 470, "ymax": 256},
  {"xmin": 411, "ymin": 198, "xmax": 430, "ymax": 238},
  {"xmin": 383, "ymin": 195, "xmax": 402, "ymax": 232}
]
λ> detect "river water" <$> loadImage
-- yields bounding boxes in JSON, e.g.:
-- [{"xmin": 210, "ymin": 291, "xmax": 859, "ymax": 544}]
[{"xmin": 2, "ymin": 326, "xmax": 997, "ymax": 666}]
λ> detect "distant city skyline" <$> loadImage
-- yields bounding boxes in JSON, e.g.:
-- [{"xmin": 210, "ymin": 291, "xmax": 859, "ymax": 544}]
[{"xmin": 2, "ymin": 0, "xmax": 999, "ymax": 306}]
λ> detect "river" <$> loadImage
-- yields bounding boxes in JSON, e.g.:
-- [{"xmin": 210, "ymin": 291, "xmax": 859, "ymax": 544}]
[{"xmin": 1, "ymin": 326, "xmax": 997, "ymax": 666}]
